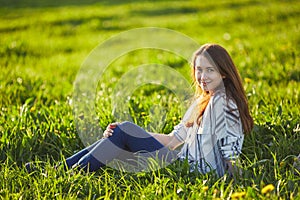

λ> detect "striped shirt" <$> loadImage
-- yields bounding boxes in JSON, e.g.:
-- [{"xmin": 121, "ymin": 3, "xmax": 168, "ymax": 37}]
[{"xmin": 173, "ymin": 90, "xmax": 244, "ymax": 177}]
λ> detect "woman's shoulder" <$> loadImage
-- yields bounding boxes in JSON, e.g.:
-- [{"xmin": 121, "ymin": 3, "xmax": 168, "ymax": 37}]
[
  {"xmin": 211, "ymin": 90, "xmax": 238, "ymax": 110},
  {"xmin": 211, "ymin": 90, "xmax": 241, "ymax": 128},
  {"xmin": 211, "ymin": 90, "xmax": 226, "ymax": 104}
]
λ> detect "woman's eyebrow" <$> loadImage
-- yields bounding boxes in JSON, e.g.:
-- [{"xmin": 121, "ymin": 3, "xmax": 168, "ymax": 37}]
[{"xmin": 196, "ymin": 65, "xmax": 215, "ymax": 69}]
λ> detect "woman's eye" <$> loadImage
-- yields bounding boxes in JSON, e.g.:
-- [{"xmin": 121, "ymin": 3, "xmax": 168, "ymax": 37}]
[
  {"xmin": 208, "ymin": 68, "xmax": 214, "ymax": 72},
  {"xmin": 196, "ymin": 68, "xmax": 202, "ymax": 72}
]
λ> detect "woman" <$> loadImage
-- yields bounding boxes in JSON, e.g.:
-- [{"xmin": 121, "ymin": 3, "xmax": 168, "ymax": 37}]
[{"xmin": 27, "ymin": 44, "xmax": 254, "ymax": 177}]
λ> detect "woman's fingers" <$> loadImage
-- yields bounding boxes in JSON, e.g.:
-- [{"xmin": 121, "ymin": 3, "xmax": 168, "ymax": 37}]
[
  {"xmin": 109, "ymin": 122, "xmax": 119, "ymax": 128},
  {"xmin": 103, "ymin": 130, "xmax": 112, "ymax": 138},
  {"xmin": 103, "ymin": 122, "xmax": 119, "ymax": 138},
  {"xmin": 104, "ymin": 128, "xmax": 113, "ymax": 137}
]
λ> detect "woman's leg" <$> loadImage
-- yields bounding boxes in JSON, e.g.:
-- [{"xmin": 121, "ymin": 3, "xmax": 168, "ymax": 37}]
[
  {"xmin": 74, "ymin": 121, "xmax": 169, "ymax": 172},
  {"xmin": 65, "ymin": 139, "xmax": 102, "ymax": 168},
  {"xmin": 26, "ymin": 139, "xmax": 103, "ymax": 173}
]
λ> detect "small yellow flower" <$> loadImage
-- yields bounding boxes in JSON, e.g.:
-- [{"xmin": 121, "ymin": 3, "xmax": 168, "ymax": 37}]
[
  {"xmin": 141, "ymin": 112, "xmax": 147, "ymax": 116},
  {"xmin": 30, "ymin": 106, "xmax": 36, "ymax": 112},
  {"xmin": 231, "ymin": 191, "xmax": 246, "ymax": 199},
  {"xmin": 261, "ymin": 184, "xmax": 275, "ymax": 194},
  {"xmin": 280, "ymin": 161, "xmax": 285, "ymax": 167},
  {"xmin": 212, "ymin": 189, "xmax": 219, "ymax": 198},
  {"xmin": 203, "ymin": 186, "xmax": 209, "ymax": 192},
  {"xmin": 172, "ymin": 116, "xmax": 177, "ymax": 121},
  {"xmin": 244, "ymin": 78, "xmax": 252, "ymax": 83},
  {"xmin": 213, "ymin": 189, "xmax": 218, "ymax": 194}
]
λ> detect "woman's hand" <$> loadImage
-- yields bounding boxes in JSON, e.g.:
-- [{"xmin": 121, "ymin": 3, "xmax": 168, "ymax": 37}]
[{"xmin": 103, "ymin": 122, "xmax": 119, "ymax": 138}]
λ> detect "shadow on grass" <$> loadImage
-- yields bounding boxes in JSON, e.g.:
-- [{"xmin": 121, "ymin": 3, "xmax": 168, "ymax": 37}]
[
  {"xmin": 289, "ymin": 69, "xmax": 300, "ymax": 82},
  {"xmin": 0, "ymin": 15, "xmax": 125, "ymax": 36},
  {"xmin": 243, "ymin": 123, "xmax": 300, "ymax": 162},
  {"xmin": 1, "ymin": 0, "xmax": 264, "ymax": 10},
  {"xmin": 130, "ymin": 1, "xmax": 264, "ymax": 17},
  {"xmin": 0, "ymin": 0, "xmax": 146, "ymax": 9}
]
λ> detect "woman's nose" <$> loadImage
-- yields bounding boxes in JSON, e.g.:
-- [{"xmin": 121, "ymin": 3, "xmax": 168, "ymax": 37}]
[{"xmin": 200, "ymin": 72, "xmax": 207, "ymax": 80}]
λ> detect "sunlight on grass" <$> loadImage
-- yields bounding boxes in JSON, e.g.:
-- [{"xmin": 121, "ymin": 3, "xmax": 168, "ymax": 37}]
[{"xmin": 0, "ymin": 0, "xmax": 299, "ymax": 199}]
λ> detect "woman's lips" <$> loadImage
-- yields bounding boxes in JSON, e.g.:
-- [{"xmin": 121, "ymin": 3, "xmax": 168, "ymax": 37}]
[{"xmin": 202, "ymin": 81, "xmax": 209, "ymax": 86}]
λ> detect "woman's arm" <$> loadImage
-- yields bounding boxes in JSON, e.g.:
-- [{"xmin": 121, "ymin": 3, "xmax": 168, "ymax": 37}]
[
  {"xmin": 103, "ymin": 122, "xmax": 184, "ymax": 150},
  {"xmin": 211, "ymin": 94, "xmax": 244, "ymax": 177},
  {"xmin": 148, "ymin": 132, "xmax": 183, "ymax": 150}
]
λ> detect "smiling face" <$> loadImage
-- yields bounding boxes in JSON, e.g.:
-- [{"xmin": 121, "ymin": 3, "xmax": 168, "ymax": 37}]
[{"xmin": 194, "ymin": 54, "xmax": 224, "ymax": 94}]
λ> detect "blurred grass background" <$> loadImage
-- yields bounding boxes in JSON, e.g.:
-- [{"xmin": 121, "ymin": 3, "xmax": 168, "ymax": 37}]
[{"xmin": 0, "ymin": 0, "xmax": 299, "ymax": 199}]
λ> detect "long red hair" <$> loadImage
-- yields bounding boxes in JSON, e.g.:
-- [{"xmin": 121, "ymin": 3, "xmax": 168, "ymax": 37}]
[{"xmin": 189, "ymin": 44, "xmax": 253, "ymax": 134}]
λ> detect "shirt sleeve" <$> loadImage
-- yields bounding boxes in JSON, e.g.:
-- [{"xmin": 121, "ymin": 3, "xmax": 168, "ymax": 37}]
[
  {"xmin": 212, "ymin": 93, "xmax": 244, "ymax": 160},
  {"xmin": 173, "ymin": 99, "xmax": 198, "ymax": 142},
  {"xmin": 219, "ymin": 134, "xmax": 244, "ymax": 160},
  {"xmin": 172, "ymin": 122, "xmax": 188, "ymax": 142}
]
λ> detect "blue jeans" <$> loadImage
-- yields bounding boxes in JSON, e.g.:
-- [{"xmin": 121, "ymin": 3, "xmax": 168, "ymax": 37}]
[{"xmin": 66, "ymin": 121, "xmax": 175, "ymax": 172}]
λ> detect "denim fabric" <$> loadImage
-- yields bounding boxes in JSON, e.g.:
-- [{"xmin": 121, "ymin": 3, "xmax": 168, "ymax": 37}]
[{"xmin": 65, "ymin": 121, "xmax": 166, "ymax": 172}]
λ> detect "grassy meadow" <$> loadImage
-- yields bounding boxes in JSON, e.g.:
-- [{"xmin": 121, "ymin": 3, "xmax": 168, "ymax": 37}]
[{"xmin": 0, "ymin": 0, "xmax": 299, "ymax": 199}]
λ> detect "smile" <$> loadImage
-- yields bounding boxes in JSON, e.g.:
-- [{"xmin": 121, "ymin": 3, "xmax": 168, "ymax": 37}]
[{"xmin": 201, "ymin": 81, "xmax": 210, "ymax": 86}]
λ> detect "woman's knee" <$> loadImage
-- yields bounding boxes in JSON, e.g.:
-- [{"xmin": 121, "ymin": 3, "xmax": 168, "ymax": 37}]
[
  {"xmin": 117, "ymin": 121, "xmax": 136, "ymax": 135},
  {"xmin": 118, "ymin": 121, "xmax": 134, "ymax": 127},
  {"xmin": 117, "ymin": 121, "xmax": 148, "ymax": 138}
]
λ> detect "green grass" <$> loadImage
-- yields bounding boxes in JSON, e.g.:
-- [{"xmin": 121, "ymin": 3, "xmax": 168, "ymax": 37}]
[{"xmin": 0, "ymin": 0, "xmax": 299, "ymax": 199}]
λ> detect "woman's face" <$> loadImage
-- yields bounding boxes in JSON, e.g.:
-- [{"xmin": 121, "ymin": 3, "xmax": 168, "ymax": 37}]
[{"xmin": 194, "ymin": 54, "xmax": 224, "ymax": 94}]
